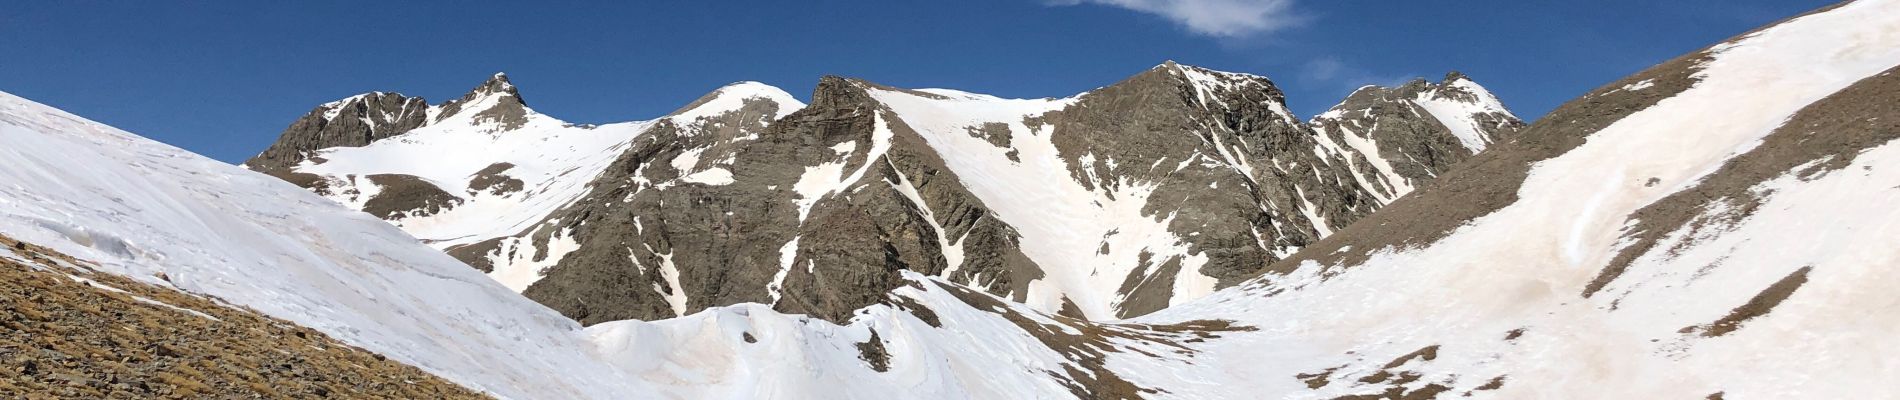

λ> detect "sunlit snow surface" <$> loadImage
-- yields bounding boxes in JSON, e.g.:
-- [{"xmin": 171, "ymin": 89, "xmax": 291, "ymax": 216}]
[
  {"xmin": 0, "ymin": 91, "xmax": 651, "ymax": 398},
  {"xmin": 1411, "ymin": 78, "xmax": 1514, "ymax": 153},
  {"xmin": 1132, "ymin": 2, "xmax": 1900, "ymax": 397},
  {"xmin": 1, "ymin": 1, "xmax": 1897, "ymax": 398},
  {"xmin": 296, "ymin": 81, "xmax": 801, "ymax": 291},
  {"xmin": 869, "ymin": 88, "xmax": 1225, "ymax": 320},
  {"xmin": 0, "ymin": 88, "xmax": 1093, "ymax": 399},
  {"xmin": 1308, "ymin": 76, "xmax": 1517, "ymax": 205}
]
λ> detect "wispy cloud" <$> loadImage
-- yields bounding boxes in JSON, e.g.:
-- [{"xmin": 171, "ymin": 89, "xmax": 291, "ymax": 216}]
[
  {"xmin": 1048, "ymin": 0, "xmax": 1304, "ymax": 38},
  {"xmin": 1302, "ymin": 56, "xmax": 1415, "ymax": 90},
  {"xmin": 1299, "ymin": 56, "xmax": 1346, "ymax": 82}
]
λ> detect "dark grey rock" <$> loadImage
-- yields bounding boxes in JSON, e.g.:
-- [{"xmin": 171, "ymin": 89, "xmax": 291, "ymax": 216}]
[
  {"xmin": 360, "ymin": 174, "xmax": 461, "ymax": 220},
  {"xmin": 1309, "ymin": 72, "xmax": 1525, "ymax": 202},
  {"xmin": 436, "ymin": 73, "xmax": 529, "ymax": 130},
  {"xmin": 467, "ymin": 162, "xmax": 524, "ymax": 196},
  {"xmin": 244, "ymin": 92, "xmax": 429, "ymax": 171}
]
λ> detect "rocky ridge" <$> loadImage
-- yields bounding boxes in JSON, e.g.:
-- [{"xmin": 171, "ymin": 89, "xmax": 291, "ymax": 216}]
[
  {"xmin": 1308, "ymin": 72, "xmax": 1524, "ymax": 203},
  {"xmin": 258, "ymin": 63, "xmax": 1520, "ymax": 323}
]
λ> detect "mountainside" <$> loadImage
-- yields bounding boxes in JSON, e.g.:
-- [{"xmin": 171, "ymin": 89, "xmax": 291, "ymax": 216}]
[
  {"xmin": 258, "ymin": 62, "xmax": 1519, "ymax": 322},
  {"xmin": 1309, "ymin": 72, "xmax": 1524, "ymax": 203},
  {"xmin": 0, "ymin": 235, "xmax": 484, "ymax": 399},
  {"xmin": 3, "ymin": 1, "xmax": 1898, "ymax": 398},
  {"xmin": 0, "ymin": 87, "xmax": 1243, "ymax": 399},
  {"xmin": 1128, "ymin": 1, "xmax": 1900, "ymax": 397},
  {"xmin": 0, "ymin": 89, "xmax": 653, "ymax": 398}
]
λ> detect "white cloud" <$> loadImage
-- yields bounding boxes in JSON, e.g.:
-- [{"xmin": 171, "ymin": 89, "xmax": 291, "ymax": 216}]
[
  {"xmin": 1301, "ymin": 56, "xmax": 1345, "ymax": 82},
  {"xmin": 1050, "ymin": 0, "xmax": 1302, "ymax": 38},
  {"xmin": 1299, "ymin": 56, "xmax": 1418, "ymax": 101}
]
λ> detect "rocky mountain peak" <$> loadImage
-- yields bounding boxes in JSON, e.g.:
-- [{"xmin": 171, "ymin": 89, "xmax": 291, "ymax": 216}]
[
  {"xmin": 809, "ymin": 75, "xmax": 890, "ymax": 110},
  {"xmin": 431, "ymin": 72, "xmax": 531, "ymax": 130},
  {"xmin": 665, "ymin": 81, "xmax": 803, "ymax": 124},
  {"xmin": 458, "ymin": 72, "xmax": 524, "ymax": 106},
  {"xmin": 1422, "ymin": 71, "xmax": 1504, "ymax": 107},
  {"xmin": 243, "ymin": 91, "xmax": 430, "ymax": 171},
  {"xmin": 246, "ymin": 73, "xmax": 543, "ymax": 171},
  {"xmin": 1307, "ymin": 71, "xmax": 1524, "ymax": 204},
  {"xmin": 1114, "ymin": 61, "xmax": 1300, "ymax": 124}
]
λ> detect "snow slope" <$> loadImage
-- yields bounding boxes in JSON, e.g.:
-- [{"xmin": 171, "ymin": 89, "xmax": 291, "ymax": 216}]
[
  {"xmin": 8, "ymin": 1, "xmax": 1893, "ymax": 398},
  {"xmin": 4, "ymin": 82, "xmax": 1137, "ymax": 399},
  {"xmin": 0, "ymin": 90, "xmax": 654, "ymax": 399},
  {"xmin": 1308, "ymin": 74, "xmax": 1522, "ymax": 205},
  {"xmin": 1410, "ymin": 77, "xmax": 1514, "ymax": 153},
  {"xmin": 297, "ymin": 101, "xmax": 650, "ymax": 249},
  {"xmin": 0, "ymin": 87, "xmax": 1180, "ymax": 399},
  {"xmin": 1123, "ymin": 1, "xmax": 1900, "ymax": 397},
  {"xmin": 293, "ymin": 81, "xmax": 801, "ymax": 291},
  {"xmin": 868, "ymin": 88, "xmax": 1216, "ymax": 320}
]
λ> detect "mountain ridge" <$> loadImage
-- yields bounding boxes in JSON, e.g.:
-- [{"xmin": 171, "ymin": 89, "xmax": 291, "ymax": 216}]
[
  {"xmin": 250, "ymin": 61, "xmax": 1523, "ymax": 322},
  {"xmin": 2, "ymin": 1, "xmax": 1897, "ymax": 398}
]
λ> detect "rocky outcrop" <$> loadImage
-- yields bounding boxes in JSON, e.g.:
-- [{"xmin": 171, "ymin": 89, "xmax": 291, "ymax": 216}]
[
  {"xmin": 243, "ymin": 92, "xmax": 428, "ymax": 171},
  {"xmin": 432, "ymin": 73, "xmax": 530, "ymax": 131},
  {"xmin": 1013, "ymin": 62, "xmax": 1381, "ymax": 317},
  {"xmin": 361, "ymin": 174, "xmax": 463, "ymax": 219},
  {"xmin": 1309, "ymin": 72, "xmax": 1524, "ymax": 203},
  {"xmin": 243, "ymin": 73, "xmax": 528, "ymax": 173},
  {"xmin": 519, "ymin": 77, "xmax": 1033, "ymax": 324}
]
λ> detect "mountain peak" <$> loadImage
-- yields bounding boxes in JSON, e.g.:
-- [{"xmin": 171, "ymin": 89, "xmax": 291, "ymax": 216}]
[
  {"xmin": 809, "ymin": 75, "xmax": 884, "ymax": 109},
  {"xmin": 1310, "ymin": 69, "xmax": 1523, "ymax": 184},
  {"xmin": 1442, "ymin": 70, "xmax": 1470, "ymax": 84},
  {"xmin": 430, "ymin": 72, "xmax": 533, "ymax": 130},
  {"xmin": 1104, "ymin": 62, "xmax": 1296, "ymax": 124},
  {"xmin": 666, "ymin": 81, "xmax": 805, "ymax": 123},
  {"xmin": 454, "ymin": 72, "xmax": 523, "ymax": 107},
  {"xmin": 243, "ymin": 91, "xmax": 430, "ymax": 170}
]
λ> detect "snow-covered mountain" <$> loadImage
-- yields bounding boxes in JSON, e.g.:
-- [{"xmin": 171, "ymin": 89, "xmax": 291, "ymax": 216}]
[
  {"xmin": 1310, "ymin": 72, "xmax": 1523, "ymax": 203},
  {"xmin": 1126, "ymin": 1, "xmax": 1900, "ymax": 397},
  {"xmin": 3, "ymin": 0, "xmax": 1898, "ymax": 398},
  {"xmin": 0, "ymin": 88, "xmax": 650, "ymax": 398},
  {"xmin": 0, "ymin": 84, "xmax": 1244, "ymax": 399},
  {"xmin": 254, "ymin": 62, "xmax": 1519, "ymax": 323},
  {"xmin": 246, "ymin": 74, "xmax": 803, "ymax": 293}
]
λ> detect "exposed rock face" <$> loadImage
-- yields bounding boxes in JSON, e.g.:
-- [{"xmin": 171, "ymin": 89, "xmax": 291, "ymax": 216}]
[
  {"xmin": 433, "ymin": 73, "xmax": 530, "ymax": 131},
  {"xmin": 938, "ymin": 62, "xmax": 1375, "ymax": 318},
  {"xmin": 360, "ymin": 174, "xmax": 463, "ymax": 219},
  {"xmin": 244, "ymin": 92, "xmax": 428, "ymax": 171},
  {"xmin": 466, "ymin": 162, "xmax": 524, "ymax": 196},
  {"xmin": 1309, "ymin": 72, "xmax": 1524, "ymax": 203},
  {"xmin": 259, "ymin": 65, "xmax": 1517, "ymax": 324},
  {"xmin": 243, "ymin": 73, "xmax": 527, "ymax": 173},
  {"xmin": 519, "ymin": 77, "xmax": 1030, "ymax": 324}
]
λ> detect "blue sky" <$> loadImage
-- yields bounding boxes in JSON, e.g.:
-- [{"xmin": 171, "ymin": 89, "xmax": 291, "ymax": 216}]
[{"xmin": 2, "ymin": 1, "xmax": 1832, "ymax": 163}]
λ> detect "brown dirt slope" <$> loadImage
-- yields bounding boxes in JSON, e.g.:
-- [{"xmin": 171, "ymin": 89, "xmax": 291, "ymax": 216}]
[{"xmin": 0, "ymin": 234, "xmax": 488, "ymax": 399}]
